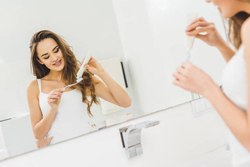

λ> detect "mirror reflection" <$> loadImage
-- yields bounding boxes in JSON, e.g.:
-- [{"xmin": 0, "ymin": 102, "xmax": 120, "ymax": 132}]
[
  {"xmin": 0, "ymin": 0, "xmax": 138, "ymax": 160},
  {"xmin": 27, "ymin": 30, "xmax": 131, "ymax": 148}
]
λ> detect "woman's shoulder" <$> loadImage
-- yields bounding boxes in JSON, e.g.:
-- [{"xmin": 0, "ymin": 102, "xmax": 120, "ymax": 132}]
[
  {"xmin": 241, "ymin": 17, "xmax": 250, "ymax": 42},
  {"xmin": 27, "ymin": 79, "xmax": 39, "ymax": 95}
]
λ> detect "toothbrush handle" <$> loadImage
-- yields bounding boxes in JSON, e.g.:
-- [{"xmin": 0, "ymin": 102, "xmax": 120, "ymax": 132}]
[
  {"xmin": 185, "ymin": 51, "xmax": 192, "ymax": 62},
  {"xmin": 62, "ymin": 78, "xmax": 83, "ymax": 91},
  {"xmin": 63, "ymin": 82, "xmax": 77, "ymax": 91}
]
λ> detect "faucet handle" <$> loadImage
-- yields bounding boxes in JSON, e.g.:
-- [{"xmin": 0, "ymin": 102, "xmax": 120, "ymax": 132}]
[{"xmin": 119, "ymin": 120, "xmax": 160, "ymax": 158}]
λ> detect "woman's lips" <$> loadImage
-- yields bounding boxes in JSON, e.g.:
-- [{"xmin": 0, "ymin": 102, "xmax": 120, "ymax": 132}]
[{"xmin": 53, "ymin": 59, "xmax": 62, "ymax": 67}]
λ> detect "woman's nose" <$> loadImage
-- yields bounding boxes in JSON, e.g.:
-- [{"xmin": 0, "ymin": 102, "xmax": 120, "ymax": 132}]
[{"xmin": 51, "ymin": 54, "xmax": 58, "ymax": 62}]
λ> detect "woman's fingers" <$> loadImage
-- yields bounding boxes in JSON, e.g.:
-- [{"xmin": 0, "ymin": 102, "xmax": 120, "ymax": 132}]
[
  {"xmin": 175, "ymin": 62, "xmax": 194, "ymax": 78},
  {"xmin": 49, "ymin": 89, "xmax": 63, "ymax": 96},
  {"xmin": 189, "ymin": 17, "xmax": 206, "ymax": 26},
  {"xmin": 48, "ymin": 99, "xmax": 56, "ymax": 103},
  {"xmin": 48, "ymin": 89, "xmax": 63, "ymax": 104},
  {"xmin": 186, "ymin": 21, "xmax": 210, "ymax": 32},
  {"xmin": 49, "ymin": 93, "xmax": 62, "ymax": 99},
  {"xmin": 172, "ymin": 76, "xmax": 188, "ymax": 90},
  {"xmin": 173, "ymin": 62, "xmax": 193, "ymax": 81},
  {"xmin": 173, "ymin": 71, "xmax": 186, "ymax": 82},
  {"xmin": 186, "ymin": 17, "xmax": 207, "ymax": 31},
  {"xmin": 88, "ymin": 57, "xmax": 94, "ymax": 62},
  {"xmin": 47, "ymin": 136, "xmax": 53, "ymax": 143},
  {"xmin": 186, "ymin": 24, "xmax": 215, "ymax": 36},
  {"xmin": 36, "ymin": 136, "xmax": 53, "ymax": 148},
  {"xmin": 186, "ymin": 17, "xmax": 215, "ymax": 38}
]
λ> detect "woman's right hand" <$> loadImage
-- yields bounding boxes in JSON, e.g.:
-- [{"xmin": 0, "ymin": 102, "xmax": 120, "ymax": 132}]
[
  {"xmin": 186, "ymin": 17, "xmax": 225, "ymax": 48},
  {"xmin": 36, "ymin": 136, "xmax": 53, "ymax": 148},
  {"xmin": 47, "ymin": 88, "xmax": 63, "ymax": 110}
]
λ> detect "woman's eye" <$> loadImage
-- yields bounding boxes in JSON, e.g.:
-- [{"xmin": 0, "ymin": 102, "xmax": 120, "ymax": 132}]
[
  {"xmin": 44, "ymin": 56, "xmax": 50, "ymax": 60},
  {"xmin": 54, "ymin": 47, "xmax": 59, "ymax": 53}
]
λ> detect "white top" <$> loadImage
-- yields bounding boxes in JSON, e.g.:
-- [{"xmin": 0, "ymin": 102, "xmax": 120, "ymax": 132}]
[
  {"xmin": 221, "ymin": 46, "xmax": 250, "ymax": 167},
  {"xmin": 37, "ymin": 79, "xmax": 104, "ymax": 144}
]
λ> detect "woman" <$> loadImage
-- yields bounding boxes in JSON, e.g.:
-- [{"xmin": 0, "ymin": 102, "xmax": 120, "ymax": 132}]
[
  {"xmin": 173, "ymin": 0, "xmax": 250, "ymax": 166},
  {"xmin": 27, "ymin": 30, "xmax": 131, "ymax": 148}
]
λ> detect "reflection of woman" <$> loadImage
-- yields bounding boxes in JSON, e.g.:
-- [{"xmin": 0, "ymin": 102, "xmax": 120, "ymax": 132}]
[
  {"xmin": 27, "ymin": 30, "xmax": 131, "ymax": 148},
  {"xmin": 173, "ymin": 0, "xmax": 250, "ymax": 166}
]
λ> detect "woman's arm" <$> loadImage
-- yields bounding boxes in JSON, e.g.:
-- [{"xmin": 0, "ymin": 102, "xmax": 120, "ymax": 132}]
[
  {"xmin": 216, "ymin": 40, "xmax": 235, "ymax": 61},
  {"xmin": 205, "ymin": 85, "xmax": 250, "ymax": 150},
  {"xmin": 93, "ymin": 72, "xmax": 131, "ymax": 108},
  {"xmin": 86, "ymin": 57, "xmax": 131, "ymax": 108},
  {"xmin": 173, "ymin": 18, "xmax": 250, "ymax": 149},
  {"xmin": 173, "ymin": 62, "xmax": 250, "ymax": 151},
  {"xmin": 27, "ymin": 80, "xmax": 60, "ymax": 140}
]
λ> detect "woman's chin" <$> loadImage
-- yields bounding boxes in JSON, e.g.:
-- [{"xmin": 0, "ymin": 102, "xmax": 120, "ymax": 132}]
[{"xmin": 51, "ymin": 65, "xmax": 64, "ymax": 72}]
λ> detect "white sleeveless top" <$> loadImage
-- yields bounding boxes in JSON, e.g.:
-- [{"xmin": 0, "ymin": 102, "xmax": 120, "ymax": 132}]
[
  {"xmin": 37, "ymin": 79, "xmax": 104, "ymax": 144},
  {"xmin": 221, "ymin": 46, "xmax": 250, "ymax": 167}
]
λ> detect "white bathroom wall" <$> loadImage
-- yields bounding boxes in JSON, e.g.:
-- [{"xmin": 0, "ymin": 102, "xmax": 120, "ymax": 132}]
[
  {"xmin": 0, "ymin": 102, "xmax": 231, "ymax": 167},
  {"xmin": 0, "ymin": 0, "xmax": 124, "ymax": 118},
  {"xmin": 112, "ymin": 0, "xmax": 226, "ymax": 114}
]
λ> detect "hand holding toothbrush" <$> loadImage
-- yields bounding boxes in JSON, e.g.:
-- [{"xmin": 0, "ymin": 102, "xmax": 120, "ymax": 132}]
[
  {"xmin": 186, "ymin": 17, "xmax": 225, "ymax": 48},
  {"xmin": 173, "ymin": 62, "xmax": 218, "ymax": 98},
  {"xmin": 85, "ymin": 57, "xmax": 105, "ymax": 77},
  {"xmin": 47, "ymin": 54, "xmax": 93, "ymax": 108},
  {"xmin": 47, "ymin": 88, "xmax": 64, "ymax": 110},
  {"xmin": 62, "ymin": 53, "xmax": 92, "ymax": 91},
  {"xmin": 185, "ymin": 12, "xmax": 198, "ymax": 61}
]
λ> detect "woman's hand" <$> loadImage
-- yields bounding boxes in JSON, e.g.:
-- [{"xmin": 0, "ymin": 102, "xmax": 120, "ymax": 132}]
[
  {"xmin": 85, "ymin": 57, "xmax": 105, "ymax": 76},
  {"xmin": 36, "ymin": 136, "xmax": 53, "ymax": 148},
  {"xmin": 173, "ymin": 62, "xmax": 218, "ymax": 97},
  {"xmin": 47, "ymin": 89, "xmax": 63, "ymax": 110},
  {"xmin": 186, "ymin": 17, "xmax": 226, "ymax": 48}
]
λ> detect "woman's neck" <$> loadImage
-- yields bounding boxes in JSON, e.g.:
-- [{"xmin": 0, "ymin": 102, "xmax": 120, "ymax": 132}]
[{"xmin": 46, "ymin": 71, "xmax": 63, "ymax": 81}]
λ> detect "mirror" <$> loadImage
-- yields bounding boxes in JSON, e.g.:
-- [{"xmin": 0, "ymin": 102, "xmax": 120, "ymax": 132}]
[
  {"xmin": 0, "ymin": 0, "xmax": 226, "ymax": 161},
  {"xmin": 0, "ymin": 0, "xmax": 140, "ymax": 160}
]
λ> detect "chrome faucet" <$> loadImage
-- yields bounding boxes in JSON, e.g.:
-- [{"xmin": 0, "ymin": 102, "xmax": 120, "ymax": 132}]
[{"xmin": 119, "ymin": 120, "xmax": 160, "ymax": 158}]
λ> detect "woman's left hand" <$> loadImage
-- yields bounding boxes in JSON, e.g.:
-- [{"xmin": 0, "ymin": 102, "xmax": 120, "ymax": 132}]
[
  {"xmin": 85, "ymin": 57, "xmax": 105, "ymax": 76},
  {"xmin": 173, "ymin": 62, "xmax": 217, "ymax": 97}
]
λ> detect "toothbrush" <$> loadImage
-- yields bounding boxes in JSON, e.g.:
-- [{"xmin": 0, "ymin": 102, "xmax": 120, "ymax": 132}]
[
  {"xmin": 185, "ymin": 12, "xmax": 198, "ymax": 61},
  {"xmin": 76, "ymin": 52, "xmax": 92, "ymax": 79},
  {"xmin": 62, "ymin": 52, "xmax": 92, "ymax": 91},
  {"xmin": 62, "ymin": 78, "xmax": 83, "ymax": 91},
  {"xmin": 185, "ymin": 12, "xmax": 202, "ymax": 101}
]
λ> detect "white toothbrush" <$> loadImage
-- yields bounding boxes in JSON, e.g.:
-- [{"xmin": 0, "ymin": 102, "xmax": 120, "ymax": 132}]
[
  {"xmin": 76, "ymin": 52, "xmax": 92, "ymax": 79},
  {"xmin": 63, "ymin": 52, "xmax": 92, "ymax": 91},
  {"xmin": 185, "ymin": 12, "xmax": 198, "ymax": 61},
  {"xmin": 184, "ymin": 12, "xmax": 202, "ymax": 101},
  {"xmin": 62, "ymin": 78, "xmax": 83, "ymax": 91}
]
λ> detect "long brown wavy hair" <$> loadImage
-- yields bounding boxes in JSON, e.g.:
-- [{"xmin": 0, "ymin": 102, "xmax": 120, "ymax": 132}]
[
  {"xmin": 228, "ymin": 1, "xmax": 250, "ymax": 49},
  {"xmin": 29, "ymin": 30, "xmax": 99, "ymax": 116}
]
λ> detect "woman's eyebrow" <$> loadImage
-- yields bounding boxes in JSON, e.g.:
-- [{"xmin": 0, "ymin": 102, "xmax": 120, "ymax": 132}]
[
  {"xmin": 52, "ymin": 45, "xmax": 59, "ymax": 52},
  {"xmin": 41, "ymin": 45, "xmax": 58, "ymax": 57},
  {"xmin": 41, "ymin": 53, "xmax": 49, "ymax": 57}
]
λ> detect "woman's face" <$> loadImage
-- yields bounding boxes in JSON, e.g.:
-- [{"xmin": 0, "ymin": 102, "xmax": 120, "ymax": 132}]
[
  {"xmin": 37, "ymin": 38, "xmax": 65, "ymax": 72},
  {"xmin": 208, "ymin": 0, "xmax": 243, "ymax": 18}
]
